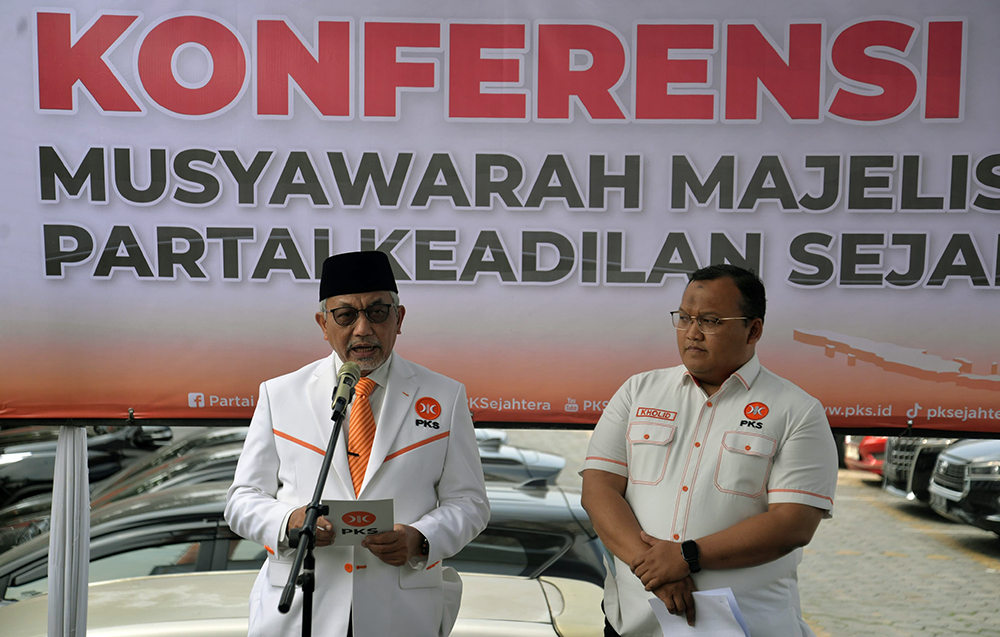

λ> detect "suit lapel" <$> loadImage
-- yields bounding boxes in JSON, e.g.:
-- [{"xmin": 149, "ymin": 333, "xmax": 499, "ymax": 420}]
[
  {"xmin": 308, "ymin": 353, "xmax": 353, "ymax": 497},
  {"xmin": 362, "ymin": 356, "xmax": 418, "ymax": 494}
]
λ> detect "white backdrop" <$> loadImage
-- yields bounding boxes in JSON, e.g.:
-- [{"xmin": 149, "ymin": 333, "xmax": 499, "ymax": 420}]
[{"xmin": 2, "ymin": 0, "xmax": 999, "ymax": 433}]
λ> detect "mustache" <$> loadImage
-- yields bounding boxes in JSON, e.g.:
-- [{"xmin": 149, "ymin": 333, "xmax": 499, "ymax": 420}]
[{"xmin": 348, "ymin": 336, "xmax": 382, "ymax": 350}]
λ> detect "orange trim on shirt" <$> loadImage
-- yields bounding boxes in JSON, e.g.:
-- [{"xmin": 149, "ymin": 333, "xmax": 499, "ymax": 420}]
[
  {"xmin": 385, "ymin": 431, "xmax": 450, "ymax": 461},
  {"xmin": 586, "ymin": 455, "xmax": 628, "ymax": 467},
  {"xmin": 426, "ymin": 561, "xmax": 441, "ymax": 570},
  {"xmin": 264, "ymin": 545, "xmax": 275, "ymax": 555},
  {"xmin": 274, "ymin": 429, "xmax": 326, "ymax": 457},
  {"xmin": 768, "ymin": 488, "xmax": 834, "ymax": 504}
]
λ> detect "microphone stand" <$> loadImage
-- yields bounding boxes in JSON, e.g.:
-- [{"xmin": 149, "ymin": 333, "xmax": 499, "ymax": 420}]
[{"xmin": 278, "ymin": 381, "xmax": 355, "ymax": 637}]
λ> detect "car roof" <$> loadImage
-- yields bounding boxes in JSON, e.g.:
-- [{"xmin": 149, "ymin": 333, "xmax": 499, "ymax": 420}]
[
  {"xmin": 91, "ymin": 444, "xmax": 243, "ymax": 507},
  {"xmin": 90, "ymin": 428, "xmax": 246, "ymax": 498},
  {"xmin": 0, "ymin": 483, "xmax": 231, "ymax": 570}
]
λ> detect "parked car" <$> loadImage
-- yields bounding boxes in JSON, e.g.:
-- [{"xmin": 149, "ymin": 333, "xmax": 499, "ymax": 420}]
[
  {"xmin": 843, "ymin": 435, "xmax": 886, "ymax": 475},
  {"xmin": 0, "ymin": 427, "xmax": 566, "ymax": 553},
  {"xmin": 0, "ymin": 427, "xmax": 72, "ymax": 451},
  {"xmin": 0, "ymin": 481, "xmax": 606, "ymax": 603},
  {"xmin": 0, "ymin": 568, "xmax": 603, "ymax": 637},
  {"xmin": 0, "ymin": 428, "xmax": 247, "ymax": 523},
  {"xmin": 0, "ymin": 443, "xmax": 245, "ymax": 552},
  {"xmin": 882, "ymin": 436, "xmax": 959, "ymax": 502},
  {"xmin": 0, "ymin": 426, "xmax": 173, "ymax": 509},
  {"xmin": 476, "ymin": 428, "xmax": 566, "ymax": 486},
  {"xmin": 928, "ymin": 439, "xmax": 1000, "ymax": 536}
]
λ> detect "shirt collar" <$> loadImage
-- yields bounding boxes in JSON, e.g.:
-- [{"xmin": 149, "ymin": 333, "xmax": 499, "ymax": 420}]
[
  {"xmin": 730, "ymin": 353, "xmax": 761, "ymax": 390},
  {"xmin": 363, "ymin": 352, "xmax": 394, "ymax": 389},
  {"xmin": 682, "ymin": 352, "xmax": 761, "ymax": 391}
]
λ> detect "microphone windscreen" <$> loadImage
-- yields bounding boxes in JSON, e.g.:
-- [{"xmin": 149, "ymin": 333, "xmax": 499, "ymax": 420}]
[{"xmin": 338, "ymin": 361, "xmax": 361, "ymax": 383}]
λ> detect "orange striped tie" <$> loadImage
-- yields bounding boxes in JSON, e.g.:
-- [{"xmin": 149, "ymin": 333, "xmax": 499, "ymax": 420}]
[{"xmin": 347, "ymin": 377, "xmax": 377, "ymax": 497}]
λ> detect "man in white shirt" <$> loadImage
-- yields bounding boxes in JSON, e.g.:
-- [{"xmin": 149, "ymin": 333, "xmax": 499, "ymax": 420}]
[{"xmin": 582, "ymin": 264, "xmax": 837, "ymax": 636}]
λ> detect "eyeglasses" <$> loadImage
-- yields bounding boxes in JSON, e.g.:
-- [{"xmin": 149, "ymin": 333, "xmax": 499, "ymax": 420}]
[
  {"xmin": 670, "ymin": 311, "xmax": 748, "ymax": 334},
  {"xmin": 325, "ymin": 302, "xmax": 394, "ymax": 327}
]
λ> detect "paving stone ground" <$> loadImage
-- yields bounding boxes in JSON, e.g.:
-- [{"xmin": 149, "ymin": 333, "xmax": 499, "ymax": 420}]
[{"xmin": 504, "ymin": 430, "xmax": 1000, "ymax": 636}]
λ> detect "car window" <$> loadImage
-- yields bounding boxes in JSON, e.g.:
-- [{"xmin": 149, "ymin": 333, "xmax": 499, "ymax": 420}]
[
  {"xmin": 224, "ymin": 539, "xmax": 267, "ymax": 570},
  {"xmin": 5, "ymin": 541, "xmax": 204, "ymax": 602},
  {"xmin": 446, "ymin": 528, "xmax": 570, "ymax": 578}
]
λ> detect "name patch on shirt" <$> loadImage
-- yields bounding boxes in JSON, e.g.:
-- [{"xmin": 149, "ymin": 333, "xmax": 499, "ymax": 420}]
[{"xmin": 635, "ymin": 407, "xmax": 677, "ymax": 421}]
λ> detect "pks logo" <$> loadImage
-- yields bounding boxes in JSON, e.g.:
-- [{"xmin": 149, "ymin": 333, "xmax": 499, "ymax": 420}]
[
  {"xmin": 415, "ymin": 397, "xmax": 442, "ymax": 429},
  {"xmin": 342, "ymin": 511, "xmax": 376, "ymax": 527},
  {"xmin": 744, "ymin": 402, "xmax": 769, "ymax": 419},
  {"xmin": 416, "ymin": 397, "xmax": 441, "ymax": 419}
]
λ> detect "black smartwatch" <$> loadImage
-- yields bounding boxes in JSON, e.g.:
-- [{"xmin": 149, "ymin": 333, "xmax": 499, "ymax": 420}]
[
  {"xmin": 420, "ymin": 535, "xmax": 429, "ymax": 557},
  {"xmin": 680, "ymin": 540, "xmax": 701, "ymax": 574}
]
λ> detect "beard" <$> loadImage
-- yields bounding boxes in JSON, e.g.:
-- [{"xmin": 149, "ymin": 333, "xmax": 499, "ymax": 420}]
[{"xmin": 348, "ymin": 337, "xmax": 386, "ymax": 372}]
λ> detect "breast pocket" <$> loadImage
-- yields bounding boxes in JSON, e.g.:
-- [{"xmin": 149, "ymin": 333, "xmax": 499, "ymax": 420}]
[
  {"xmin": 715, "ymin": 431, "xmax": 777, "ymax": 498},
  {"xmin": 626, "ymin": 422, "xmax": 676, "ymax": 485}
]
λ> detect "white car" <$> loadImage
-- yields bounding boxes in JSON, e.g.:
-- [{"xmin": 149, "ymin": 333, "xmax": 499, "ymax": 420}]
[{"xmin": 0, "ymin": 569, "xmax": 604, "ymax": 637}]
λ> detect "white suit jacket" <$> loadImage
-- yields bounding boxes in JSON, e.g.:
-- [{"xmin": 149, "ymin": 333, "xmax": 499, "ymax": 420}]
[{"xmin": 225, "ymin": 353, "xmax": 490, "ymax": 637}]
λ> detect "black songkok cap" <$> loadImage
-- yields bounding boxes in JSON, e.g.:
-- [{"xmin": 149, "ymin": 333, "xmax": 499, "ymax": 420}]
[{"xmin": 319, "ymin": 251, "xmax": 398, "ymax": 301}]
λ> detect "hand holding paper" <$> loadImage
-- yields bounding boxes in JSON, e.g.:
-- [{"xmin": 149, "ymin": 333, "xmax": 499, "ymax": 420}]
[
  {"xmin": 363, "ymin": 524, "xmax": 424, "ymax": 566},
  {"xmin": 651, "ymin": 576, "xmax": 698, "ymax": 626},
  {"xmin": 322, "ymin": 498, "xmax": 394, "ymax": 546},
  {"xmin": 648, "ymin": 588, "xmax": 751, "ymax": 637},
  {"xmin": 288, "ymin": 504, "xmax": 336, "ymax": 547}
]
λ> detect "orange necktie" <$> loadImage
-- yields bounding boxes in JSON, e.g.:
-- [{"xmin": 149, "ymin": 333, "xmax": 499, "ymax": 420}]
[{"xmin": 347, "ymin": 377, "xmax": 377, "ymax": 497}]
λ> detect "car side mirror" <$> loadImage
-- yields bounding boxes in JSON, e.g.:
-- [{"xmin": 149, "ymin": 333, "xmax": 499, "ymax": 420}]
[{"xmin": 131, "ymin": 426, "xmax": 173, "ymax": 449}]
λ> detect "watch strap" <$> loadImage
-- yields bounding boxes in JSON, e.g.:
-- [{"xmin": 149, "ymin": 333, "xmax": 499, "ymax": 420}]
[{"xmin": 681, "ymin": 539, "xmax": 701, "ymax": 573}]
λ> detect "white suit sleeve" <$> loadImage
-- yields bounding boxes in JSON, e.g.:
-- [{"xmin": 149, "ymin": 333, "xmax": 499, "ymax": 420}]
[{"xmin": 225, "ymin": 382, "xmax": 299, "ymax": 557}]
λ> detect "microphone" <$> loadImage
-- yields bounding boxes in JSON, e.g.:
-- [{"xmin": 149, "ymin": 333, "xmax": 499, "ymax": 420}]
[{"xmin": 331, "ymin": 361, "xmax": 361, "ymax": 417}]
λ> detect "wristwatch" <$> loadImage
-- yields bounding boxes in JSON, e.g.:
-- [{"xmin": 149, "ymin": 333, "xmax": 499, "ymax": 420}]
[
  {"xmin": 680, "ymin": 539, "xmax": 701, "ymax": 574},
  {"xmin": 420, "ymin": 534, "xmax": 429, "ymax": 557}
]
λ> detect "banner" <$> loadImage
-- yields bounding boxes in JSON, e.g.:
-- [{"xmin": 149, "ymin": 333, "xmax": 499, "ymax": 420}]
[{"xmin": 2, "ymin": 1, "xmax": 998, "ymax": 433}]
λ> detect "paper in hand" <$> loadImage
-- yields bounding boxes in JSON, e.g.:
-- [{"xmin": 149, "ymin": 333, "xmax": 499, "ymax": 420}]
[
  {"xmin": 321, "ymin": 498, "xmax": 394, "ymax": 545},
  {"xmin": 648, "ymin": 588, "xmax": 750, "ymax": 636}
]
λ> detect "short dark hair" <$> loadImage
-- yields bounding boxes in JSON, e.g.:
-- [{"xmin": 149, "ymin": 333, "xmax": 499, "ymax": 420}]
[{"xmin": 689, "ymin": 264, "xmax": 766, "ymax": 322}]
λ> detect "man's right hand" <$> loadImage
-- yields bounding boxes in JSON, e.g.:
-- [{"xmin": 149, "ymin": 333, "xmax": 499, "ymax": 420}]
[
  {"xmin": 653, "ymin": 575, "xmax": 697, "ymax": 627},
  {"xmin": 288, "ymin": 505, "xmax": 336, "ymax": 547}
]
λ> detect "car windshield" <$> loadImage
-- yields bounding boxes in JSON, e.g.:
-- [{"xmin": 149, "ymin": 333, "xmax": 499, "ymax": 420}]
[
  {"xmin": 91, "ymin": 447, "xmax": 240, "ymax": 508},
  {"xmin": 90, "ymin": 429, "xmax": 245, "ymax": 499}
]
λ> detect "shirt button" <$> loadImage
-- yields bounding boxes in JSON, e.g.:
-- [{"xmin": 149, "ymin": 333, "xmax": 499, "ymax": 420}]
[
  {"xmin": 345, "ymin": 564, "xmax": 353, "ymax": 573},
  {"xmin": 745, "ymin": 445, "xmax": 752, "ymax": 451},
  {"xmin": 644, "ymin": 434, "xmax": 650, "ymax": 439},
  {"xmin": 682, "ymin": 486, "xmax": 689, "ymax": 492},
  {"xmin": 673, "ymin": 534, "xmax": 680, "ymax": 540},
  {"xmin": 706, "ymin": 402, "xmax": 712, "ymax": 407},
  {"xmin": 694, "ymin": 442, "xmax": 701, "ymax": 448}
]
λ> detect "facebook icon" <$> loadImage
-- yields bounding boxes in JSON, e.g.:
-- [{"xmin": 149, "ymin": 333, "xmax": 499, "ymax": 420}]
[{"xmin": 188, "ymin": 393, "xmax": 205, "ymax": 408}]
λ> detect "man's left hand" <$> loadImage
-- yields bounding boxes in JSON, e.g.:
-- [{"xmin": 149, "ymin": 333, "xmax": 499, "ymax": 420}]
[
  {"xmin": 362, "ymin": 524, "xmax": 422, "ymax": 566},
  {"xmin": 631, "ymin": 531, "xmax": 691, "ymax": 590}
]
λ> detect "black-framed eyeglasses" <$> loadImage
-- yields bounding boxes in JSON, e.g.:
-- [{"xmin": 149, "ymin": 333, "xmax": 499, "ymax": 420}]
[
  {"xmin": 670, "ymin": 311, "xmax": 748, "ymax": 334},
  {"xmin": 325, "ymin": 302, "xmax": 394, "ymax": 327}
]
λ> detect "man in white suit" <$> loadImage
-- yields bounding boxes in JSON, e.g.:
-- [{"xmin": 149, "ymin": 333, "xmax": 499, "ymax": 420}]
[{"xmin": 226, "ymin": 250, "xmax": 490, "ymax": 637}]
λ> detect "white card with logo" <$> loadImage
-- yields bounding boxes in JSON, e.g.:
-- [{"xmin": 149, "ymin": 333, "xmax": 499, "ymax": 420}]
[{"xmin": 322, "ymin": 498, "xmax": 394, "ymax": 545}]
